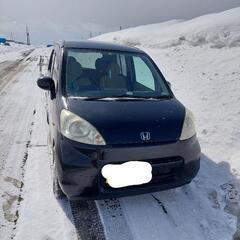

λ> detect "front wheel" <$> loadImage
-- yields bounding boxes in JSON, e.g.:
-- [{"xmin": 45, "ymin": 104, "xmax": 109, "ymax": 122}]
[{"xmin": 53, "ymin": 174, "xmax": 66, "ymax": 199}]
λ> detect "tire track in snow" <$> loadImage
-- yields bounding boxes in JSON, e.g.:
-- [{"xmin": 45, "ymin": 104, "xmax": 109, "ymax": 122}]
[
  {"xmin": 70, "ymin": 200, "xmax": 105, "ymax": 240},
  {"xmin": 0, "ymin": 54, "xmax": 34, "ymax": 179},
  {"xmin": 96, "ymin": 198, "xmax": 134, "ymax": 240},
  {"xmin": 0, "ymin": 49, "xmax": 34, "ymax": 93}
]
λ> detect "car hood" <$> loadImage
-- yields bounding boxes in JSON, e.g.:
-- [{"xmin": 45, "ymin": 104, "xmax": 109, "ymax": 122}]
[{"xmin": 65, "ymin": 98, "xmax": 185, "ymax": 145}]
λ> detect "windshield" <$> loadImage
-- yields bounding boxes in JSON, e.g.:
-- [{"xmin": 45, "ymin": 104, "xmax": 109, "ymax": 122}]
[{"xmin": 64, "ymin": 48, "xmax": 171, "ymax": 99}]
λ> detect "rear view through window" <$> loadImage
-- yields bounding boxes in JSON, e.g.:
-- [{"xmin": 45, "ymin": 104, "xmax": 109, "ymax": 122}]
[{"xmin": 65, "ymin": 49, "xmax": 170, "ymax": 98}]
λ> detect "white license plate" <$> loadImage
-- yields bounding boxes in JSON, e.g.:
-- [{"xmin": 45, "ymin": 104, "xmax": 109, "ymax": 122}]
[{"xmin": 101, "ymin": 161, "xmax": 152, "ymax": 188}]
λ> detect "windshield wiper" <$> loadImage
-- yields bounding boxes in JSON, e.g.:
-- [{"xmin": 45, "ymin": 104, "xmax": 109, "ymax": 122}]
[
  {"xmin": 78, "ymin": 94, "xmax": 172, "ymax": 101},
  {"xmin": 108, "ymin": 94, "xmax": 172, "ymax": 100},
  {"xmin": 149, "ymin": 95, "xmax": 172, "ymax": 99}
]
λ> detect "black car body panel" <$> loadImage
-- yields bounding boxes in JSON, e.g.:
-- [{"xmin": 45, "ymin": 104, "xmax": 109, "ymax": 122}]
[
  {"xmin": 66, "ymin": 97, "xmax": 185, "ymax": 144},
  {"xmin": 63, "ymin": 40, "xmax": 146, "ymax": 53},
  {"xmin": 38, "ymin": 40, "xmax": 201, "ymax": 200},
  {"xmin": 55, "ymin": 135, "xmax": 200, "ymax": 200}
]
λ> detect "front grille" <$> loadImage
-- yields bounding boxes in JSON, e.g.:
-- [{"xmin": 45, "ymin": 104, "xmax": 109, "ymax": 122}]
[{"xmin": 99, "ymin": 156, "xmax": 184, "ymax": 192}]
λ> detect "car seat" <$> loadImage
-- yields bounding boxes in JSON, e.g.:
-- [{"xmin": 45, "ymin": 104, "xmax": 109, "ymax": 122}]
[
  {"xmin": 67, "ymin": 57, "xmax": 93, "ymax": 92},
  {"xmin": 100, "ymin": 62, "xmax": 127, "ymax": 90}
]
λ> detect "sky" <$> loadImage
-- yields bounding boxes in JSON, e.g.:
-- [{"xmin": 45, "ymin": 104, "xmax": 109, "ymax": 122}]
[{"xmin": 0, "ymin": 0, "xmax": 239, "ymax": 44}]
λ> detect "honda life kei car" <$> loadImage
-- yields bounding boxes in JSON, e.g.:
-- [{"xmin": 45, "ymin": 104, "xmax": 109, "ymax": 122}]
[{"xmin": 37, "ymin": 41, "xmax": 201, "ymax": 200}]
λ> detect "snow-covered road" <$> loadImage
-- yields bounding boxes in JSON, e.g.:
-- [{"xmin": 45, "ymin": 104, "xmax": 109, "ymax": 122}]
[
  {"xmin": 0, "ymin": 49, "xmax": 77, "ymax": 240},
  {"xmin": 0, "ymin": 50, "xmax": 40, "ymax": 238},
  {"xmin": 0, "ymin": 50, "xmax": 33, "ymax": 91}
]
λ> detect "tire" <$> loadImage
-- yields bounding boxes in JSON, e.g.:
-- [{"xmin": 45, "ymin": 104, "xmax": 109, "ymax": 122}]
[{"xmin": 53, "ymin": 174, "xmax": 66, "ymax": 199}]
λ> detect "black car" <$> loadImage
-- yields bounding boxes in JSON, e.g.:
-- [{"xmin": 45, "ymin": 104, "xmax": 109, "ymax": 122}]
[{"xmin": 37, "ymin": 40, "xmax": 201, "ymax": 200}]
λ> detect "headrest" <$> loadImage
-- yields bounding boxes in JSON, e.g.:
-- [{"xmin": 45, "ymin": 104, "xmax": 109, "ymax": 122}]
[
  {"xmin": 67, "ymin": 56, "xmax": 77, "ymax": 64},
  {"xmin": 108, "ymin": 62, "xmax": 120, "ymax": 76},
  {"xmin": 67, "ymin": 59, "xmax": 83, "ymax": 78},
  {"xmin": 95, "ymin": 57, "xmax": 110, "ymax": 71},
  {"xmin": 95, "ymin": 58, "xmax": 103, "ymax": 70}
]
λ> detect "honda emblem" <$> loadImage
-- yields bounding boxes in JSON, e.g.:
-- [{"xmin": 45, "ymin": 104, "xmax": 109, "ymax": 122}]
[{"xmin": 140, "ymin": 132, "xmax": 151, "ymax": 141}]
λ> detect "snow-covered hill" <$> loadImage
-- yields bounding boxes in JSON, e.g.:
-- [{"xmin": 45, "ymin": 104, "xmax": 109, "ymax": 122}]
[{"xmin": 94, "ymin": 7, "xmax": 240, "ymax": 49}]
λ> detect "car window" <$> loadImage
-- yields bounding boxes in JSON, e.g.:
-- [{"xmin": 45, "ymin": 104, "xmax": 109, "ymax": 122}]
[
  {"xmin": 68, "ymin": 50, "xmax": 102, "ymax": 69},
  {"xmin": 117, "ymin": 54, "xmax": 127, "ymax": 77},
  {"xmin": 48, "ymin": 50, "xmax": 54, "ymax": 71},
  {"xmin": 64, "ymin": 49, "xmax": 170, "ymax": 99},
  {"xmin": 53, "ymin": 53, "xmax": 58, "ymax": 78},
  {"xmin": 133, "ymin": 56, "xmax": 155, "ymax": 90},
  {"xmin": 51, "ymin": 53, "xmax": 55, "ymax": 75}
]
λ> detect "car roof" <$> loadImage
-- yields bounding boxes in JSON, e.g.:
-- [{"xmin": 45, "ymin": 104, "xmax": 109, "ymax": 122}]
[{"xmin": 61, "ymin": 40, "xmax": 144, "ymax": 54}]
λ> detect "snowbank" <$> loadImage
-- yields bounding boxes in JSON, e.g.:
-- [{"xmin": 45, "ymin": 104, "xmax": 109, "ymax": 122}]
[
  {"xmin": 0, "ymin": 42, "xmax": 29, "ymax": 54},
  {"xmin": 94, "ymin": 7, "xmax": 240, "ymax": 49},
  {"xmin": 0, "ymin": 43, "xmax": 32, "ymax": 62}
]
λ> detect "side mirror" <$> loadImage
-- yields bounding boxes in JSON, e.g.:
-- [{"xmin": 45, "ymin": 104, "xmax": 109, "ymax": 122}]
[
  {"xmin": 37, "ymin": 76, "xmax": 56, "ymax": 99},
  {"xmin": 167, "ymin": 81, "xmax": 172, "ymax": 88}
]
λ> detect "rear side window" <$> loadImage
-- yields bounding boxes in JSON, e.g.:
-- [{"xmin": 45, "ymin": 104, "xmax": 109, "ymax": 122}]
[
  {"xmin": 48, "ymin": 50, "xmax": 54, "ymax": 71},
  {"xmin": 51, "ymin": 53, "xmax": 55, "ymax": 75},
  {"xmin": 53, "ymin": 53, "xmax": 58, "ymax": 77}
]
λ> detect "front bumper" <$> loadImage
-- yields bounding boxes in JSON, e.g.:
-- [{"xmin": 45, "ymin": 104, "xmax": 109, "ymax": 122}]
[{"xmin": 55, "ymin": 136, "xmax": 201, "ymax": 200}]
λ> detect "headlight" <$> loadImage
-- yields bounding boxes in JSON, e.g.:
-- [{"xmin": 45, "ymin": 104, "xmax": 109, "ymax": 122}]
[
  {"xmin": 60, "ymin": 109, "xmax": 106, "ymax": 145},
  {"xmin": 180, "ymin": 108, "xmax": 196, "ymax": 140}
]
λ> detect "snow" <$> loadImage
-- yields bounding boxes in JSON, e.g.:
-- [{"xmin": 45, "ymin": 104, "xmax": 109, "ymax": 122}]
[
  {"xmin": 1, "ymin": 7, "xmax": 240, "ymax": 240},
  {"xmin": 94, "ymin": 7, "xmax": 240, "ymax": 49},
  {"xmin": 0, "ymin": 43, "xmax": 33, "ymax": 62},
  {"xmin": 94, "ymin": 7, "xmax": 240, "ymax": 240},
  {"xmin": 14, "ymin": 88, "xmax": 77, "ymax": 240},
  {"xmin": 0, "ymin": 48, "xmax": 77, "ymax": 240}
]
